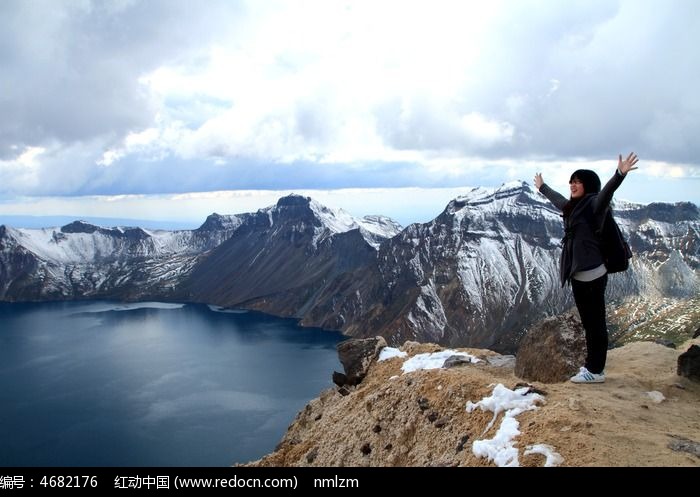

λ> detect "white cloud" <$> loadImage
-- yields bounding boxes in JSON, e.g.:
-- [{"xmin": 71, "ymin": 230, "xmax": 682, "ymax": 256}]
[
  {"xmin": 0, "ymin": 0, "xmax": 698, "ymax": 205},
  {"xmin": 16, "ymin": 146, "xmax": 45, "ymax": 168},
  {"xmin": 459, "ymin": 113, "xmax": 515, "ymax": 147}
]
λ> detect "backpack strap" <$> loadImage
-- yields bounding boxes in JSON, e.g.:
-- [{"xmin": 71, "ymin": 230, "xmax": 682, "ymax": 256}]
[{"xmin": 594, "ymin": 206, "xmax": 611, "ymax": 239}]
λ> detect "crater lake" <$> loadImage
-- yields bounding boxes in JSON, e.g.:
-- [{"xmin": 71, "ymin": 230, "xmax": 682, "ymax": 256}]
[{"xmin": 0, "ymin": 301, "xmax": 344, "ymax": 466}]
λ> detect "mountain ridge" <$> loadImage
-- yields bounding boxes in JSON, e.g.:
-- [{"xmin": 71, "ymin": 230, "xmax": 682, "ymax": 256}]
[{"xmin": 1, "ymin": 186, "xmax": 698, "ymax": 352}]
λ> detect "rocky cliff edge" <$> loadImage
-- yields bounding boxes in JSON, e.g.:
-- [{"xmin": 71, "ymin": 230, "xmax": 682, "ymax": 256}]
[{"xmin": 245, "ymin": 334, "xmax": 700, "ymax": 467}]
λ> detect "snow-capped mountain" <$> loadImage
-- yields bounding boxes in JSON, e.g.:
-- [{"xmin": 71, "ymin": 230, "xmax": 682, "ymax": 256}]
[
  {"xmin": 298, "ymin": 182, "xmax": 570, "ymax": 350},
  {"xmin": 0, "ymin": 214, "xmax": 243, "ymax": 300},
  {"xmin": 292, "ymin": 196, "xmax": 401, "ymax": 249},
  {"xmin": 180, "ymin": 194, "xmax": 402, "ymax": 312},
  {"xmin": 3, "ymin": 216, "xmax": 241, "ymax": 264},
  {"xmin": 1, "ymin": 187, "xmax": 697, "ymax": 352},
  {"xmin": 0, "ymin": 195, "xmax": 401, "ymax": 303},
  {"xmin": 294, "ymin": 182, "xmax": 699, "ymax": 351}
]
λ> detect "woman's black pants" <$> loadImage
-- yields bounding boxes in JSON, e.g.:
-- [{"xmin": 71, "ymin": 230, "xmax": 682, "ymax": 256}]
[{"xmin": 571, "ymin": 274, "xmax": 608, "ymax": 374}]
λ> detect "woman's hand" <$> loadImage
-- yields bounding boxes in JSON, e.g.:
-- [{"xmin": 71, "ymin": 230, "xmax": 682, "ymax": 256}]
[
  {"xmin": 533, "ymin": 172, "xmax": 544, "ymax": 190},
  {"xmin": 618, "ymin": 152, "xmax": 639, "ymax": 175}
]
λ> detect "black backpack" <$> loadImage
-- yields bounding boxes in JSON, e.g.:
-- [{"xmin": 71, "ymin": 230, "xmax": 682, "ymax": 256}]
[{"xmin": 596, "ymin": 208, "xmax": 632, "ymax": 273}]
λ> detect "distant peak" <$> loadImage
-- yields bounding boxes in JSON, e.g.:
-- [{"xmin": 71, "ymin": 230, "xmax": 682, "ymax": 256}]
[
  {"xmin": 274, "ymin": 195, "xmax": 344, "ymax": 223},
  {"xmin": 197, "ymin": 213, "xmax": 242, "ymax": 231},
  {"xmin": 493, "ymin": 180, "xmax": 536, "ymax": 196},
  {"xmin": 444, "ymin": 180, "xmax": 548, "ymax": 221},
  {"xmin": 60, "ymin": 220, "xmax": 100, "ymax": 234},
  {"xmin": 276, "ymin": 194, "xmax": 312, "ymax": 208},
  {"xmin": 454, "ymin": 180, "xmax": 535, "ymax": 205},
  {"xmin": 263, "ymin": 194, "xmax": 401, "ymax": 247},
  {"xmin": 500, "ymin": 180, "xmax": 531, "ymax": 191}
]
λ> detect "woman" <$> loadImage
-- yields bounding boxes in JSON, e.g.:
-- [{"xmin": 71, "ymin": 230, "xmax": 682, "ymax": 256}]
[{"xmin": 534, "ymin": 153, "xmax": 639, "ymax": 383}]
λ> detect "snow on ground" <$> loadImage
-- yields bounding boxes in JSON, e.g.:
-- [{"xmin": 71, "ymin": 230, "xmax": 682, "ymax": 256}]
[
  {"xmin": 378, "ymin": 347, "xmax": 408, "ymax": 361},
  {"xmin": 645, "ymin": 391, "xmax": 665, "ymax": 403},
  {"xmin": 523, "ymin": 444, "xmax": 564, "ymax": 467},
  {"xmin": 379, "ymin": 346, "xmax": 481, "ymax": 372},
  {"xmin": 401, "ymin": 349, "xmax": 480, "ymax": 373},
  {"xmin": 466, "ymin": 383, "xmax": 560, "ymax": 467}
]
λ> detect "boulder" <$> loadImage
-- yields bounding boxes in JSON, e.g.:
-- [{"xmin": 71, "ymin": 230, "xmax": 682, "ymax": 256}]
[
  {"xmin": 332, "ymin": 371, "xmax": 348, "ymax": 387},
  {"xmin": 677, "ymin": 345, "xmax": 700, "ymax": 382},
  {"xmin": 486, "ymin": 354, "xmax": 516, "ymax": 368},
  {"xmin": 515, "ymin": 311, "xmax": 586, "ymax": 383},
  {"xmin": 336, "ymin": 336, "xmax": 387, "ymax": 385},
  {"xmin": 443, "ymin": 355, "xmax": 472, "ymax": 369}
]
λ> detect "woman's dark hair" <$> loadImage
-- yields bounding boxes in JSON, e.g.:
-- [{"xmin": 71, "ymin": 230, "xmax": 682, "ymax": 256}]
[
  {"xmin": 569, "ymin": 169, "xmax": 601, "ymax": 194},
  {"xmin": 563, "ymin": 169, "xmax": 601, "ymax": 218}
]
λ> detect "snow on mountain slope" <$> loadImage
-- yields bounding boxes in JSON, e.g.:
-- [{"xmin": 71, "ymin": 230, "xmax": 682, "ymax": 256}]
[
  {"xmin": 302, "ymin": 181, "xmax": 698, "ymax": 352},
  {"xmin": 6, "ymin": 226, "xmax": 120, "ymax": 264},
  {"xmin": 0, "ymin": 196, "xmax": 403, "ymax": 305},
  {"xmin": 242, "ymin": 195, "xmax": 401, "ymax": 249},
  {"xmin": 181, "ymin": 195, "xmax": 402, "ymax": 315},
  {"xmin": 0, "ymin": 216, "xmax": 243, "ymax": 300},
  {"xmin": 306, "ymin": 197, "xmax": 402, "ymax": 248},
  {"xmin": 451, "ymin": 181, "xmax": 556, "ymax": 220},
  {"xmin": 399, "ymin": 182, "xmax": 567, "ymax": 346},
  {"xmin": 357, "ymin": 215, "xmax": 404, "ymax": 249},
  {"xmin": 3, "ymin": 218, "xmax": 241, "ymax": 264}
]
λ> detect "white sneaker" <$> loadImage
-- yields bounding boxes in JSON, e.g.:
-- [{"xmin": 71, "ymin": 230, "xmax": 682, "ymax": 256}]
[{"xmin": 570, "ymin": 367, "xmax": 605, "ymax": 384}]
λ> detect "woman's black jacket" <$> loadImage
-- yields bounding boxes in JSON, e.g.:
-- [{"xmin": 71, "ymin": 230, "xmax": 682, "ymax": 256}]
[{"xmin": 539, "ymin": 171, "xmax": 626, "ymax": 286}]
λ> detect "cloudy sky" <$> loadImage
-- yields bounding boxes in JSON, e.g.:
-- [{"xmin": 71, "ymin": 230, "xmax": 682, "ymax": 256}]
[{"xmin": 1, "ymin": 0, "xmax": 698, "ymax": 226}]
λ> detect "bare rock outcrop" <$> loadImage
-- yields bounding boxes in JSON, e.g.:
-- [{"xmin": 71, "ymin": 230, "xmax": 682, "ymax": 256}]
[
  {"xmin": 677, "ymin": 345, "xmax": 700, "ymax": 382},
  {"xmin": 335, "ymin": 336, "xmax": 387, "ymax": 386},
  {"xmin": 514, "ymin": 311, "xmax": 586, "ymax": 383}
]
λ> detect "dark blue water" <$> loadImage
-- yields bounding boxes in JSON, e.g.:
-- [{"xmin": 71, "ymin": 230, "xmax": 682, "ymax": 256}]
[{"xmin": 0, "ymin": 301, "xmax": 344, "ymax": 467}]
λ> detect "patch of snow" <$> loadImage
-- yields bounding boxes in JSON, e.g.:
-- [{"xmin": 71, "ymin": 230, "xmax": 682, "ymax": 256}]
[
  {"xmin": 408, "ymin": 253, "xmax": 425, "ymax": 283},
  {"xmin": 307, "ymin": 198, "xmax": 401, "ymax": 249},
  {"xmin": 359, "ymin": 215, "xmax": 402, "ymax": 235},
  {"xmin": 613, "ymin": 198, "xmax": 646, "ymax": 211},
  {"xmin": 309, "ymin": 199, "xmax": 357, "ymax": 235},
  {"xmin": 524, "ymin": 444, "xmax": 564, "ymax": 467},
  {"xmin": 6, "ymin": 224, "xmax": 233, "ymax": 264},
  {"xmin": 645, "ymin": 391, "xmax": 665, "ymax": 403},
  {"xmin": 401, "ymin": 349, "xmax": 480, "ymax": 373},
  {"xmin": 410, "ymin": 280, "xmax": 448, "ymax": 339},
  {"xmin": 449, "ymin": 181, "xmax": 558, "ymax": 230},
  {"xmin": 378, "ymin": 347, "xmax": 408, "ymax": 361},
  {"xmin": 466, "ymin": 383, "xmax": 546, "ymax": 467},
  {"xmin": 258, "ymin": 206, "xmax": 274, "ymax": 227},
  {"xmin": 9, "ymin": 226, "xmax": 120, "ymax": 263},
  {"xmin": 214, "ymin": 214, "xmax": 243, "ymax": 230},
  {"xmin": 472, "ymin": 414, "xmax": 521, "ymax": 467}
]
